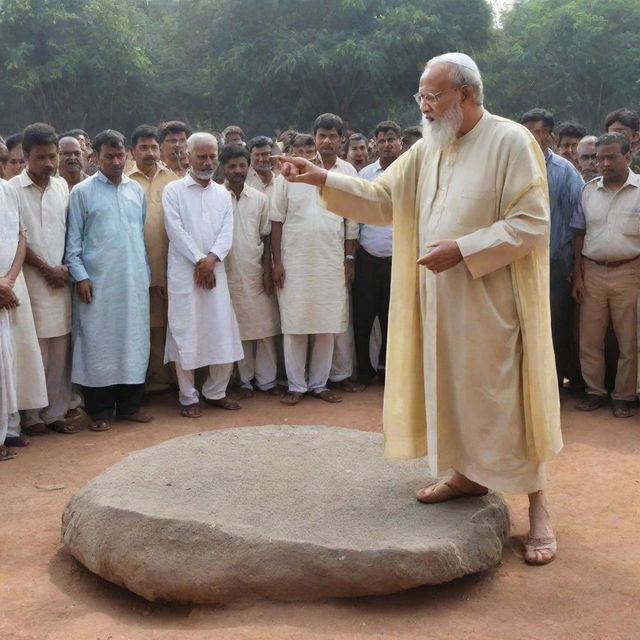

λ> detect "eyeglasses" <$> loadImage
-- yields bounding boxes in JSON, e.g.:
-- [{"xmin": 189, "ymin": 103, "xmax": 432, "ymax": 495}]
[{"xmin": 413, "ymin": 85, "xmax": 467, "ymax": 106}]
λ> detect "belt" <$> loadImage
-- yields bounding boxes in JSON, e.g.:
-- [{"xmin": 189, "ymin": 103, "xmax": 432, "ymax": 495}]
[{"xmin": 584, "ymin": 255, "xmax": 640, "ymax": 268}]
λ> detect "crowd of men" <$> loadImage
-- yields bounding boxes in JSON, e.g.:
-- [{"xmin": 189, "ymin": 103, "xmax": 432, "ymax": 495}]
[{"xmin": 0, "ymin": 102, "xmax": 639, "ymax": 461}]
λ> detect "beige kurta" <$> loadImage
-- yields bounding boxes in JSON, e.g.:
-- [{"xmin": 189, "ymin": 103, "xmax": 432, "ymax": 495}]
[
  {"xmin": 9, "ymin": 172, "xmax": 71, "ymax": 338},
  {"xmin": 126, "ymin": 162, "xmax": 178, "ymax": 289},
  {"xmin": 271, "ymin": 158, "xmax": 359, "ymax": 335},
  {"xmin": 320, "ymin": 111, "xmax": 562, "ymax": 493},
  {"xmin": 246, "ymin": 167, "xmax": 276, "ymax": 203},
  {"xmin": 225, "ymin": 185, "xmax": 280, "ymax": 340}
]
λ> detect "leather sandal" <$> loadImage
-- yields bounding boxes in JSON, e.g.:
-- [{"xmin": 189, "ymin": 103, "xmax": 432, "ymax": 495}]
[
  {"xmin": 416, "ymin": 480, "xmax": 488, "ymax": 504},
  {"xmin": 575, "ymin": 394, "xmax": 605, "ymax": 411},
  {"xmin": 308, "ymin": 389, "xmax": 342, "ymax": 403}
]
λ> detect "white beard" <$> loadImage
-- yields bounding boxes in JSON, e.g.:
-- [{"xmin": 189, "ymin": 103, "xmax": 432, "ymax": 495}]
[
  {"xmin": 192, "ymin": 169, "xmax": 214, "ymax": 181},
  {"xmin": 422, "ymin": 99, "xmax": 463, "ymax": 149}
]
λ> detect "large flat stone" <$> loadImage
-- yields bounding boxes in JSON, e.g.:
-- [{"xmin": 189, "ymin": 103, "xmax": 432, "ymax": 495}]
[{"xmin": 62, "ymin": 425, "xmax": 509, "ymax": 602}]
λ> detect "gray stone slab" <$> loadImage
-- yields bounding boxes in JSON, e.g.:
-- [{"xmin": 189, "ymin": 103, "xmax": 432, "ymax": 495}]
[{"xmin": 62, "ymin": 425, "xmax": 510, "ymax": 603}]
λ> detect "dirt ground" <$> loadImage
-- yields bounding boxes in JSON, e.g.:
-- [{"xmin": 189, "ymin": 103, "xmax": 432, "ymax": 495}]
[{"xmin": 1, "ymin": 385, "xmax": 638, "ymax": 640}]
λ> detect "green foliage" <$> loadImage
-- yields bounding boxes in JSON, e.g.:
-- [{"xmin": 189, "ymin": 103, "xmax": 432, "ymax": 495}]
[{"xmin": 481, "ymin": 0, "xmax": 640, "ymax": 131}]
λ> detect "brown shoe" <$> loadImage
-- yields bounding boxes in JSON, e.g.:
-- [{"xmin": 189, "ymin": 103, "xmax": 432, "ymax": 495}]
[{"xmin": 22, "ymin": 422, "xmax": 47, "ymax": 436}]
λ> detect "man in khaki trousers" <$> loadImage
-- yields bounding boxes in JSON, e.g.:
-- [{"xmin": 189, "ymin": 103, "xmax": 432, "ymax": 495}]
[{"xmin": 572, "ymin": 131, "xmax": 640, "ymax": 418}]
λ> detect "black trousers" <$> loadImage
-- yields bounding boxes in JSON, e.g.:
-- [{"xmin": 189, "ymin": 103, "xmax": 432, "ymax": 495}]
[
  {"xmin": 82, "ymin": 384, "xmax": 145, "ymax": 420},
  {"xmin": 352, "ymin": 247, "xmax": 391, "ymax": 384}
]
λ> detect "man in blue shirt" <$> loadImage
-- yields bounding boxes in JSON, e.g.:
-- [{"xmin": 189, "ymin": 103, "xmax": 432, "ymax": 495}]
[{"xmin": 521, "ymin": 108, "xmax": 585, "ymax": 392}]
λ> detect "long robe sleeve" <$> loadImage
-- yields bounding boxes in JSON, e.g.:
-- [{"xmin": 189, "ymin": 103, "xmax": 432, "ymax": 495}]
[
  {"xmin": 65, "ymin": 188, "xmax": 90, "ymax": 282},
  {"xmin": 209, "ymin": 197, "xmax": 233, "ymax": 261}
]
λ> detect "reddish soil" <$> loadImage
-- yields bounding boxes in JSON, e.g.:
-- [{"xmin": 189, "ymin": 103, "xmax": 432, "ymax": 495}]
[{"xmin": 1, "ymin": 386, "xmax": 638, "ymax": 640}]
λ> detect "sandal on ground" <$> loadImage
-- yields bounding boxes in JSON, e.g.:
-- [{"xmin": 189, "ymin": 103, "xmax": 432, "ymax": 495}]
[
  {"xmin": 204, "ymin": 396, "xmax": 241, "ymax": 410},
  {"xmin": 280, "ymin": 391, "xmax": 303, "ymax": 405},
  {"xmin": 524, "ymin": 535, "xmax": 557, "ymax": 565},
  {"xmin": 575, "ymin": 394, "xmax": 605, "ymax": 411},
  {"xmin": 0, "ymin": 445, "xmax": 16, "ymax": 461},
  {"xmin": 331, "ymin": 379, "xmax": 365, "ymax": 393},
  {"xmin": 262, "ymin": 385, "xmax": 284, "ymax": 397},
  {"xmin": 48, "ymin": 420, "xmax": 82, "ymax": 434},
  {"xmin": 180, "ymin": 402, "xmax": 201, "ymax": 418},
  {"xmin": 89, "ymin": 419, "xmax": 111, "ymax": 432},
  {"xmin": 4, "ymin": 435, "xmax": 30, "ymax": 447},
  {"xmin": 416, "ymin": 480, "xmax": 488, "ymax": 504},
  {"xmin": 117, "ymin": 411, "xmax": 154, "ymax": 423},
  {"xmin": 611, "ymin": 399, "xmax": 637, "ymax": 419},
  {"xmin": 22, "ymin": 422, "xmax": 47, "ymax": 436},
  {"xmin": 308, "ymin": 389, "xmax": 343, "ymax": 403}
]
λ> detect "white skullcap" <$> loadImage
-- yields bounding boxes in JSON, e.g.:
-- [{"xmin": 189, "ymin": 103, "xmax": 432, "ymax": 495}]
[{"xmin": 428, "ymin": 52, "xmax": 480, "ymax": 74}]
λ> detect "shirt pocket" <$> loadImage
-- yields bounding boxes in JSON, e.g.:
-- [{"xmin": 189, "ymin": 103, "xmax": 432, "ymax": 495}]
[
  {"xmin": 620, "ymin": 210, "xmax": 640, "ymax": 236},
  {"xmin": 449, "ymin": 188, "xmax": 497, "ymax": 233}
]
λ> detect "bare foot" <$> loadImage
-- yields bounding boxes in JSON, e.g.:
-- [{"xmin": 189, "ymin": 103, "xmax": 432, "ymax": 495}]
[
  {"xmin": 416, "ymin": 470, "xmax": 488, "ymax": 503},
  {"xmin": 524, "ymin": 490, "xmax": 557, "ymax": 565}
]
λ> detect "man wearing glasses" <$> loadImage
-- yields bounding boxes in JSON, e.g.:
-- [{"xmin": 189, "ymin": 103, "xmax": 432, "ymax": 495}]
[{"xmin": 277, "ymin": 52, "xmax": 562, "ymax": 566}]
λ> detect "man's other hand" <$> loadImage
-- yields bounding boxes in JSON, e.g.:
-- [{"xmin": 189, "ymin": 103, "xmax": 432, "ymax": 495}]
[{"xmin": 417, "ymin": 240, "xmax": 463, "ymax": 273}]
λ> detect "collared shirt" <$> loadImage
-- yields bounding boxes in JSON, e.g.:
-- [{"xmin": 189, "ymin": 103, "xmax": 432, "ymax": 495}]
[
  {"xmin": 575, "ymin": 170, "xmax": 640, "ymax": 262},
  {"xmin": 246, "ymin": 166, "xmax": 276, "ymax": 203},
  {"xmin": 544, "ymin": 148, "xmax": 583, "ymax": 260},
  {"xmin": 126, "ymin": 162, "xmax": 178, "ymax": 286},
  {"xmin": 8, "ymin": 170, "xmax": 71, "ymax": 338},
  {"xmin": 358, "ymin": 159, "xmax": 393, "ymax": 257}
]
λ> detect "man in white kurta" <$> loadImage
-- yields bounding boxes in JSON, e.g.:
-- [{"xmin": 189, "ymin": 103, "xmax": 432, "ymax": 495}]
[
  {"xmin": 163, "ymin": 133, "xmax": 243, "ymax": 416},
  {"xmin": 9, "ymin": 124, "xmax": 76, "ymax": 434},
  {"xmin": 271, "ymin": 114, "xmax": 359, "ymax": 404},
  {"xmin": 221, "ymin": 144, "xmax": 280, "ymax": 396},
  {"xmin": 279, "ymin": 54, "xmax": 562, "ymax": 566},
  {"xmin": 0, "ymin": 179, "xmax": 25, "ymax": 459}
]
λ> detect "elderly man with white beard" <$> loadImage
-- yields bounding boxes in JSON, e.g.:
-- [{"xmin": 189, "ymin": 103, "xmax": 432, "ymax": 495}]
[
  {"xmin": 275, "ymin": 52, "xmax": 562, "ymax": 566},
  {"xmin": 163, "ymin": 132, "xmax": 244, "ymax": 417}
]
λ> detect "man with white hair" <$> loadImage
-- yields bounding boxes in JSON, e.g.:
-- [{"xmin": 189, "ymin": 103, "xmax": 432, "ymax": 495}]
[
  {"xmin": 277, "ymin": 52, "xmax": 562, "ymax": 566},
  {"xmin": 163, "ymin": 132, "xmax": 243, "ymax": 417},
  {"xmin": 576, "ymin": 135, "xmax": 599, "ymax": 182}
]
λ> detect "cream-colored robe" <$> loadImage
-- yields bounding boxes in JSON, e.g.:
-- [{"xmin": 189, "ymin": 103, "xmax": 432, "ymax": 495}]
[
  {"xmin": 321, "ymin": 111, "xmax": 562, "ymax": 492},
  {"xmin": 225, "ymin": 185, "xmax": 280, "ymax": 341}
]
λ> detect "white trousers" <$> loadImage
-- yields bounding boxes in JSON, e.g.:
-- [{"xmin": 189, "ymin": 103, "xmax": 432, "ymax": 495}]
[
  {"xmin": 23, "ymin": 334, "xmax": 72, "ymax": 426},
  {"xmin": 4, "ymin": 412, "xmax": 20, "ymax": 441},
  {"xmin": 330, "ymin": 329, "xmax": 354, "ymax": 382},
  {"xmin": 283, "ymin": 333, "xmax": 334, "ymax": 394},
  {"xmin": 175, "ymin": 361, "xmax": 233, "ymax": 406},
  {"xmin": 238, "ymin": 337, "xmax": 277, "ymax": 390}
]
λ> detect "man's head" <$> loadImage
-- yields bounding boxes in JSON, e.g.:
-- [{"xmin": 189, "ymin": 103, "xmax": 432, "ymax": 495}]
[
  {"xmin": 556, "ymin": 120, "xmax": 587, "ymax": 166},
  {"xmin": 346, "ymin": 133, "xmax": 369, "ymax": 170},
  {"xmin": 158, "ymin": 120, "xmax": 192, "ymax": 166},
  {"xmin": 576, "ymin": 135, "xmax": 598, "ymax": 181},
  {"xmin": 221, "ymin": 125, "xmax": 245, "ymax": 146},
  {"xmin": 292, "ymin": 134, "xmax": 317, "ymax": 162},
  {"xmin": 58, "ymin": 136, "xmax": 83, "ymax": 177},
  {"xmin": 595, "ymin": 132, "xmax": 630, "ymax": 185},
  {"xmin": 4, "ymin": 133, "xmax": 25, "ymax": 178},
  {"xmin": 401, "ymin": 125, "xmax": 422, "ymax": 153},
  {"xmin": 313, "ymin": 113, "xmax": 344, "ymax": 161},
  {"xmin": 187, "ymin": 132, "xmax": 218, "ymax": 183},
  {"xmin": 520, "ymin": 108, "xmax": 555, "ymax": 153},
  {"xmin": 92, "ymin": 129, "xmax": 128, "ymax": 182},
  {"xmin": 220, "ymin": 143, "xmax": 251, "ymax": 189},
  {"xmin": 373, "ymin": 121, "xmax": 402, "ymax": 167},
  {"xmin": 22, "ymin": 123, "xmax": 59, "ymax": 183},
  {"xmin": 62, "ymin": 128, "xmax": 91, "ymax": 168},
  {"xmin": 247, "ymin": 135, "xmax": 274, "ymax": 175},
  {"xmin": 418, "ymin": 52, "xmax": 484, "ymax": 149},
  {"xmin": 604, "ymin": 108, "xmax": 640, "ymax": 152},
  {"xmin": 131, "ymin": 124, "xmax": 160, "ymax": 172}
]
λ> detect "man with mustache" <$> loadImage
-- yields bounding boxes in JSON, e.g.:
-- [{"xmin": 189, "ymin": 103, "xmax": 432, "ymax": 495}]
[
  {"xmin": 163, "ymin": 133, "xmax": 243, "ymax": 417},
  {"xmin": 126, "ymin": 124, "xmax": 178, "ymax": 393},
  {"xmin": 57, "ymin": 135, "xmax": 87, "ymax": 190},
  {"xmin": 65, "ymin": 129, "xmax": 153, "ymax": 431},
  {"xmin": 246, "ymin": 136, "xmax": 277, "ymax": 203},
  {"xmin": 159, "ymin": 120, "xmax": 191, "ymax": 177},
  {"xmin": 221, "ymin": 144, "xmax": 280, "ymax": 398},
  {"xmin": 277, "ymin": 52, "xmax": 562, "ymax": 566},
  {"xmin": 571, "ymin": 132, "xmax": 640, "ymax": 419},
  {"xmin": 9, "ymin": 123, "xmax": 77, "ymax": 435}
]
